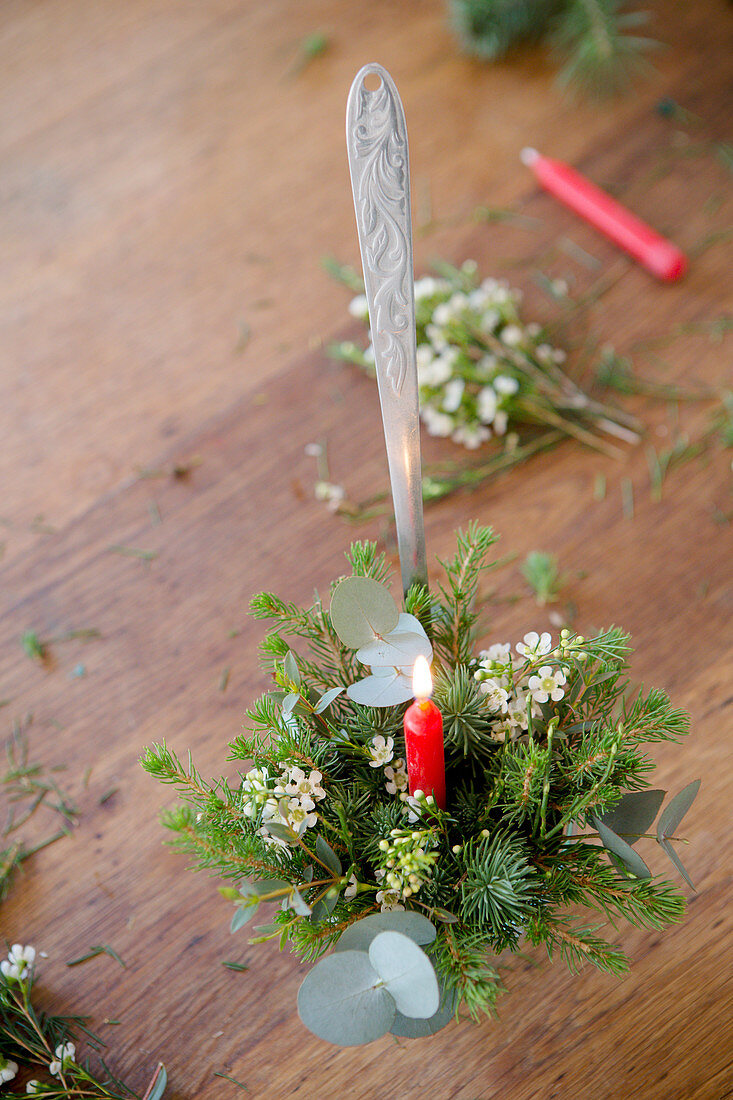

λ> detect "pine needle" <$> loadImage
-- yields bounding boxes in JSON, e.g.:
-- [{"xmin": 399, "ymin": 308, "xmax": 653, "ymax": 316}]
[{"xmin": 66, "ymin": 944, "xmax": 127, "ymax": 969}]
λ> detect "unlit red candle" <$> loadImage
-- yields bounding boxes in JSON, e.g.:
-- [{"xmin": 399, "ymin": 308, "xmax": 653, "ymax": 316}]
[
  {"xmin": 521, "ymin": 147, "xmax": 687, "ymax": 283},
  {"xmin": 403, "ymin": 655, "xmax": 446, "ymax": 810}
]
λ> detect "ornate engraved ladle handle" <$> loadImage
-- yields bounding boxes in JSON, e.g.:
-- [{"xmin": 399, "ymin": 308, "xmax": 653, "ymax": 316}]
[{"xmin": 346, "ymin": 63, "xmax": 428, "ymax": 596}]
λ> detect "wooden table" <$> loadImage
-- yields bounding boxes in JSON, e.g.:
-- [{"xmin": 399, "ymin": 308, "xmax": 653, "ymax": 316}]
[{"xmin": 1, "ymin": 2, "xmax": 731, "ymax": 1097}]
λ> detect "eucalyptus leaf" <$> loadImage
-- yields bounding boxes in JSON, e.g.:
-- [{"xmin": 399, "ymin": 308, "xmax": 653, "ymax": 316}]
[
  {"xmin": 250, "ymin": 878, "xmax": 291, "ymax": 896},
  {"xmin": 249, "ymin": 922, "xmax": 280, "ymax": 942},
  {"xmin": 284, "ymin": 651, "xmax": 300, "ymax": 686},
  {"xmin": 263, "ymin": 820, "xmax": 297, "ymax": 843},
  {"xmin": 289, "ymin": 888, "xmax": 312, "ymax": 917},
  {"xmin": 356, "ymin": 614, "xmax": 432, "ymax": 667},
  {"xmin": 310, "ymin": 888, "xmax": 339, "ymax": 922},
  {"xmin": 390, "ymin": 985, "xmax": 458, "ymax": 1037},
  {"xmin": 599, "ymin": 789, "xmax": 666, "ymax": 843},
  {"xmin": 145, "ymin": 1065, "xmax": 167, "ymax": 1100},
  {"xmin": 657, "ymin": 780, "xmax": 701, "ymax": 841},
  {"xmin": 330, "ymin": 577, "xmax": 399, "ymax": 649},
  {"xmin": 334, "ymin": 911, "xmax": 437, "ymax": 953},
  {"xmin": 347, "ymin": 670, "xmax": 413, "ymax": 708},
  {"xmin": 314, "ymin": 685, "xmax": 345, "ymax": 714},
  {"xmin": 315, "ymin": 834, "xmax": 342, "ymax": 876},
  {"xmin": 356, "ymin": 631, "xmax": 431, "ymax": 668},
  {"xmin": 281, "ymin": 692, "xmax": 300, "ymax": 717},
  {"xmin": 297, "ymin": 950, "xmax": 396, "ymax": 1046},
  {"xmin": 231, "ymin": 899, "xmax": 258, "ymax": 932},
  {"xmin": 368, "ymin": 931, "xmax": 440, "ymax": 1018},
  {"xmin": 658, "ymin": 837, "xmax": 696, "ymax": 889},
  {"xmin": 592, "ymin": 816, "xmax": 651, "ymax": 879}
]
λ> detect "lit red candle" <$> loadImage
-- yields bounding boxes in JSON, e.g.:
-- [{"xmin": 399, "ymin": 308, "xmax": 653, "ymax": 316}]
[
  {"xmin": 521, "ymin": 147, "xmax": 687, "ymax": 283},
  {"xmin": 403, "ymin": 655, "xmax": 446, "ymax": 810}
]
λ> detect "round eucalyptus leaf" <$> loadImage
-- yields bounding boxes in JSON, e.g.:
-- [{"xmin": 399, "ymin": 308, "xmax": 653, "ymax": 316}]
[
  {"xmin": 394, "ymin": 612, "xmax": 429, "ymax": 638},
  {"xmin": 330, "ymin": 577, "xmax": 399, "ymax": 649},
  {"xmin": 297, "ymin": 951, "xmax": 395, "ymax": 1046},
  {"xmin": 335, "ymin": 911, "xmax": 437, "ymax": 953},
  {"xmin": 368, "ymin": 931, "xmax": 440, "ymax": 1019},
  {"xmin": 356, "ymin": 629, "xmax": 432, "ymax": 669},
  {"xmin": 347, "ymin": 671, "xmax": 413, "ymax": 708},
  {"xmin": 390, "ymin": 984, "xmax": 458, "ymax": 1037}
]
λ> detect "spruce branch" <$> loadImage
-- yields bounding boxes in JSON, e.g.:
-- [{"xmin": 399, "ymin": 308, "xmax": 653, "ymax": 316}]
[
  {"xmin": 433, "ymin": 523, "xmax": 499, "ymax": 664},
  {"xmin": 448, "ymin": 0, "xmax": 659, "ymax": 98}
]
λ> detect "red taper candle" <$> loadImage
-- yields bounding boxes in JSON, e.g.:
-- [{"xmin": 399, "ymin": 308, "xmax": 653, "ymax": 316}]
[
  {"xmin": 521, "ymin": 147, "xmax": 687, "ymax": 282},
  {"xmin": 403, "ymin": 655, "xmax": 446, "ymax": 810}
]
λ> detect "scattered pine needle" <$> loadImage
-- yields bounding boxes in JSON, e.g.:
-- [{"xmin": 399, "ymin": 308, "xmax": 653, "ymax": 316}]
[
  {"xmin": 109, "ymin": 545, "xmax": 158, "ymax": 562},
  {"xmin": 214, "ymin": 1072, "xmax": 250, "ymax": 1092},
  {"xmin": 66, "ymin": 944, "xmax": 127, "ymax": 969},
  {"xmin": 54, "ymin": 628, "xmax": 101, "ymax": 644},
  {"xmin": 21, "ymin": 631, "xmax": 47, "ymax": 661},
  {"xmin": 235, "ymin": 321, "xmax": 252, "ymax": 352},
  {"xmin": 593, "ymin": 472, "xmax": 606, "ymax": 501}
]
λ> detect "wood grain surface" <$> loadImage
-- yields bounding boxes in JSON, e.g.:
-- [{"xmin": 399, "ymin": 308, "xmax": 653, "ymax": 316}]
[{"xmin": 1, "ymin": 2, "xmax": 732, "ymax": 1098}]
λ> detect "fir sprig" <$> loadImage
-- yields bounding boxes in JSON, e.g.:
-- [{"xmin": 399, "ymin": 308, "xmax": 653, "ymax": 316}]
[
  {"xmin": 448, "ymin": 0, "xmax": 659, "ymax": 98},
  {"xmin": 1, "ymin": 727, "xmax": 78, "ymax": 904}
]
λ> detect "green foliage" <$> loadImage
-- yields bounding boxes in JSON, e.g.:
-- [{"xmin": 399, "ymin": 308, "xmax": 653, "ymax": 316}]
[
  {"xmin": 1, "ymin": 727, "xmax": 78, "ymax": 905},
  {"xmin": 435, "ymin": 665, "xmax": 500, "ymax": 761},
  {"xmin": 450, "ymin": 0, "xmax": 558, "ymax": 60},
  {"xmin": 460, "ymin": 832, "xmax": 537, "ymax": 949},
  {"xmin": 0, "ymin": 952, "xmax": 164, "ymax": 1096},
  {"xmin": 429, "ymin": 925, "xmax": 504, "ymax": 1019},
  {"xmin": 21, "ymin": 631, "xmax": 47, "ymax": 661},
  {"xmin": 142, "ymin": 530, "xmax": 695, "ymax": 1044},
  {"xmin": 433, "ymin": 523, "xmax": 500, "ymax": 664},
  {"xmin": 448, "ymin": 0, "xmax": 658, "ymax": 98},
  {"xmin": 521, "ymin": 550, "xmax": 566, "ymax": 606},
  {"xmin": 552, "ymin": 0, "xmax": 657, "ymax": 99}
]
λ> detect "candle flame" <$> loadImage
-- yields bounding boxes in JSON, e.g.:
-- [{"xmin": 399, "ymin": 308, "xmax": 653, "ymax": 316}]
[{"xmin": 412, "ymin": 654, "xmax": 433, "ymax": 701}]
